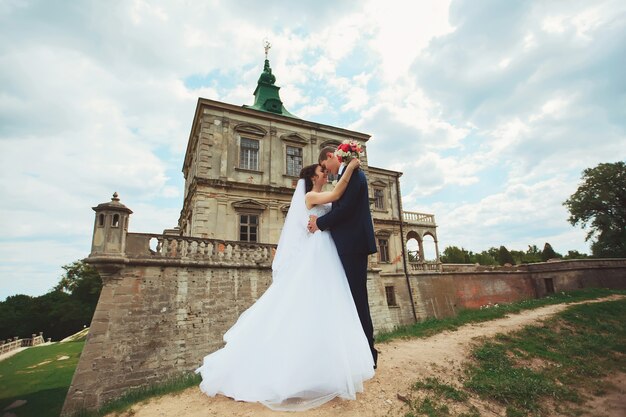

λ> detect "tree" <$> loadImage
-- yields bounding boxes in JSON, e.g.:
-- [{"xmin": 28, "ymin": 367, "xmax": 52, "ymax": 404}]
[
  {"xmin": 0, "ymin": 295, "xmax": 34, "ymax": 340},
  {"xmin": 510, "ymin": 250, "xmax": 526, "ymax": 265},
  {"xmin": 0, "ymin": 260, "xmax": 102, "ymax": 341},
  {"xmin": 54, "ymin": 260, "xmax": 102, "ymax": 305},
  {"xmin": 497, "ymin": 246, "xmax": 515, "ymax": 265},
  {"xmin": 541, "ymin": 242, "xmax": 561, "ymax": 262},
  {"xmin": 563, "ymin": 250, "xmax": 589, "ymax": 260},
  {"xmin": 440, "ymin": 246, "xmax": 471, "ymax": 263},
  {"xmin": 564, "ymin": 161, "xmax": 626, "ymax": 258},
  {"xmin": 525, "ymin": 245, "xmax": 542, "ymax": 264},
  {"xmin": 474, "ymin": 251, "xmax": 498, "ymax": 265}
]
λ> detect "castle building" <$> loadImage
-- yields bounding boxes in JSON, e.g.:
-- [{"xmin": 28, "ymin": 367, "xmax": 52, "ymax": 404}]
[
  {"xmin": 61, "ymin": 52, "xmax": 442, "ymax": 415},
  {"xmin": 177, "ymin": 53, "xmax": 442, "ymax": 282}
]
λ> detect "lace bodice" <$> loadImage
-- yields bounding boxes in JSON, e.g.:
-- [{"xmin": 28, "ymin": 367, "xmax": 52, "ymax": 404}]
[{"xmin": 308, "ymin": 203, "xmax": 331, "ymax": 217}]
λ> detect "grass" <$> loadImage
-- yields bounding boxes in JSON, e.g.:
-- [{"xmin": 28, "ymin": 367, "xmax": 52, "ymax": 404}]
[
  {"xmin": 404, "ymin": 296, "xmax": 626, "ymax": 417},
  {"xmin": 465, "ymin": 298, "xmax": 626, "ymax": 416},
  {"xmin": 3, "ymin": 288, "xmax": 622, "ymax": 417},
  {"xmin": 413, "ymin": 377, "xmax": 468, "ymax": 402},
  {"xmin": 69, "ymin": 372, "xmax": 201, "ymax": 417},
  {"xmin": 0, "ymin": 341, "xmax": 85, "ymax": 417},
  {"xmin": 377, "ymin": 288, "xmax": 625, "ymax": 343}
]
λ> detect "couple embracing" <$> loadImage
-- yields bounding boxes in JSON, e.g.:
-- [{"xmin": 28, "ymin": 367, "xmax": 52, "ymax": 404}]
[{"xmin": 195, "ymin": 145, "xmax": 378, "ymax": 411}]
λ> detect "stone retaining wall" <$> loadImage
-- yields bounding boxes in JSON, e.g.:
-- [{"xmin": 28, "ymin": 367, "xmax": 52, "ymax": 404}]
[{"xmin": 61, "ymin": 233, "xmax": 626, "ymax": 415}]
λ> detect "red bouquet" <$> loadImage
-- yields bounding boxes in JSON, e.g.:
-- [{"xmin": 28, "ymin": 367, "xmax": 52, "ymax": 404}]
[{"xmin": 335, "ymin": 140, "xmax": 363, "ymax": 164}]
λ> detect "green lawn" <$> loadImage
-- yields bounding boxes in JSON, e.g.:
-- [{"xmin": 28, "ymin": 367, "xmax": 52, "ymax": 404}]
[
  {"xmin": 404, "ymin": 296, "xmax": 626, "ymax": 417},
  {"xmin": 0, "ymin": 342, "xmax": 84, "ymax": 417}
]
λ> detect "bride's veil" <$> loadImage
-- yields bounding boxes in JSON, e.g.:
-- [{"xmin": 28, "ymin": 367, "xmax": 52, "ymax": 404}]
[{"xmin": 272, "ymin": 179, "xmax": 308, "ymax": 282}]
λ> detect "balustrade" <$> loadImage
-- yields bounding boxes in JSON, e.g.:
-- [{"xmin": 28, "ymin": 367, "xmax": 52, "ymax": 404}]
[
  {"xmin": 127, "ymin": 233, "xmax": 275, "ymax": 265},
  {"xmin": 402, "ymin": 211, "xmax": 436, "ymax": 224},
  {"xmin": 409, "ymin": 261, "xmax": 442, "ymax": 272},
  {"xmin": 0, "ymin": 333, "xmax": 46, "ymax": 354}
]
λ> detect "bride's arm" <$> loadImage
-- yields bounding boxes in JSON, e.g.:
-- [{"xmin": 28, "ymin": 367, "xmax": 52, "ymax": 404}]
[{"xmin": 306, "ymin": 159, "xmax": 360, "ymax": 206}]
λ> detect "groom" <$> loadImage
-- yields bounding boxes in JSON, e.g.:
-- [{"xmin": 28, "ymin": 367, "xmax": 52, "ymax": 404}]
[{"xmin": 308, "ymin": 146, "xmax": 378, "ymax": 368}]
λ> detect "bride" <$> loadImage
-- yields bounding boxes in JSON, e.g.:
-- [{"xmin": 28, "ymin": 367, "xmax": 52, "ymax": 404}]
[{"xmin": 195, "ymin": 157, "xmax": 375, "ymax": 411}]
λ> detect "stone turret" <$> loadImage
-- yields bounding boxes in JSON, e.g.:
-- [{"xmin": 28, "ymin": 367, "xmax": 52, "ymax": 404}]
[{"xmin": 90, "ymin": 192, "xmax": 132, "ymax": 257}]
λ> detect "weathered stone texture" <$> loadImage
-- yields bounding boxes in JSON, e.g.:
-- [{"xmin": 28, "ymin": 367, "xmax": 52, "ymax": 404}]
[
  {"xmin": 62, "ymin": 261, "xmax": 273, "ymax": 414},
  {"xmin": 63, "ymin": 237, "xmax": 626, "ymax": 416}
]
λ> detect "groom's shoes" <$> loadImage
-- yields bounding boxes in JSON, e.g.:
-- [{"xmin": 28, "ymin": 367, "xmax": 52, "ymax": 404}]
[{"xmin": 372, "ymin": 347, "xmax": 378, "ymax": 369}]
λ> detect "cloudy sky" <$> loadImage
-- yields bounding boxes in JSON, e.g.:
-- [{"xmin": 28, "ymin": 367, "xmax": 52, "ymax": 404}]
[{"xmin": 1, "ymin": 0, "xmax": 625, "ymax": 300}]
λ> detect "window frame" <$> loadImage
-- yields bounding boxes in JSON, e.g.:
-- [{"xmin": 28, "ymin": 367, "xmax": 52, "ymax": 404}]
[
  {"xmin": 239, "ymin": 213, "xmax": 259, "ymax": 243},
  {"xmin": 378, "ymin": 238, "xmax": 390, "ymax": 263},
  {"xmin": 374, "ymin": 188, "xmax": 385, "ymax": 210},
  {"xmin": 385, "ymin": 285, "xmax": 397, "ymax": 307},
  {"xmin": 285, "ymin": 145, "xmax": 303, "ymax": 177},
  {"xmin": 239, "ymin": 137, "xmax": 260, "ymax": 171}
]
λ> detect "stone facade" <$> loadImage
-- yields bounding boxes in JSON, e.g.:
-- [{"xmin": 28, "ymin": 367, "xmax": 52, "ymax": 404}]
[{"xmin": 175, "ymin": 97, "xmax": 441, "ymax": 272}]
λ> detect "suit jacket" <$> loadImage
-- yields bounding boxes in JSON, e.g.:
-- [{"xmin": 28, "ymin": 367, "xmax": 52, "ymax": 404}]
[{"xmin": 317, "ymin": 168, "xmax": 377, "ymax": 255}]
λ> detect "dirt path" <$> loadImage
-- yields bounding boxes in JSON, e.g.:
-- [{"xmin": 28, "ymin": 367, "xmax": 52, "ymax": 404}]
[{"xmin": 108, "ymin": 295, "xmax": 625, "ymax": 417}]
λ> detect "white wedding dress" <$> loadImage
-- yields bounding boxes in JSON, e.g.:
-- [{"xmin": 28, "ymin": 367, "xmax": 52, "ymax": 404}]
[{"xmin": 195, "ymin": 180, "xmax": 374, "ymax": 411}]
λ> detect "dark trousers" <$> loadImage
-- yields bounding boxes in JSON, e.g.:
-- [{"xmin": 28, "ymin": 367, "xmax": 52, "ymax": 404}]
[{"xmin": 339, "ymin": 253, "xmax": 377, "ymax": 365}]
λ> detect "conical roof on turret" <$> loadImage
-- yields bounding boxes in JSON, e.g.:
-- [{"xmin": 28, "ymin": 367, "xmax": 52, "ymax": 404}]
[{"xmin": 92, "ymin": 192, "xmax": 133, "ymax": 214}]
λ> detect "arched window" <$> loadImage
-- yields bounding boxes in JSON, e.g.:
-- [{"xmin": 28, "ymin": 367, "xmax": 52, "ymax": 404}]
[
  {"xmin": 422, "ymin": 233, "xmax": 437, "ymax": 261},
  {"xmin": 112, "ymin": 214, "xmax": 120, "ymax": 228},
  {"xmin": 406, "ymin": 231, "xmax": 421, "ymax": 263},
  {"xmin": 98, "ymin": 214, "xmax": 105, "ymax": 227}
]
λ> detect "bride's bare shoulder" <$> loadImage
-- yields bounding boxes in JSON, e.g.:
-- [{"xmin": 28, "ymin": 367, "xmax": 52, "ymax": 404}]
[{"xmin": 305, "ymin": 191, "xmax": 316, "ymax": 210}]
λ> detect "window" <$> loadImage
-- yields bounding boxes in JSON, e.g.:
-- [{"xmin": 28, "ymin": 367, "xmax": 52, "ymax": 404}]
[
  {"xmin": 240, "ymin": 138, "xmax": 259, "ymax": 171},
  {"xmin": 286, "ymin": 146, "xmax": 303, "ymax": 177},
  {"xmin": 112, "ymin": 214, "xmax": 120, "ymax": 228},
  {"xmin": 98, "ymin": 214, "xmax": 105, "ymax": 227},
  {"xmin": 378, "ymin": 238, "xmax": 389, "ymax": 262},
  {"xmin": 239, "ymin": 214, "xmax": 258, "ymax": 242},
  {"xmin": 374, "ymin": 188, "xmax": 385, "ymax": 210},
  {"xmin": 385, "ymin": 286, "xmax": 397, "ymax": 307}
]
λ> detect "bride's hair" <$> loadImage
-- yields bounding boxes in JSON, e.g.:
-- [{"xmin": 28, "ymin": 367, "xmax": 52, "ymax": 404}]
[{"xmin": 299, "ymin": 164, "xmax": 320, "ymax": 193}]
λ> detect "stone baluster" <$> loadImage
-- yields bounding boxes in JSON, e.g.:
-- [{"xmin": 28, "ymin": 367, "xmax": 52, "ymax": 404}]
[{"xmin": 162, "ymin": 238, "xmax": 170, "ymax": 257}]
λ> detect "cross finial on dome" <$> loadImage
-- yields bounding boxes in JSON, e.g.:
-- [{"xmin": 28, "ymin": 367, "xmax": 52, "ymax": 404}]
[{"xmin": 264, "ymin": 39, "xmax": 271, "ymax": 60}]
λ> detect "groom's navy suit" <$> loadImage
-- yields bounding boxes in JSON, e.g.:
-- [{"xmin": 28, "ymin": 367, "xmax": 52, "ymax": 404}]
[{"xmin": 316, "ymin": 167, "xmax": 378, "ymax": 366}]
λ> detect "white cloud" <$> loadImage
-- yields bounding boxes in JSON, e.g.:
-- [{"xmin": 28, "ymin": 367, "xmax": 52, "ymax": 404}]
[
  {"xmin": 1, "ymin": 0, "xmax": 625, "ymax": 299},
  {"xmin": 417, "ymin": 176, "xmax": 590, "ymax": 253},
  {"xmin": 365, "ymin": 0, "xmax": 455, "ymax": 81}
]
